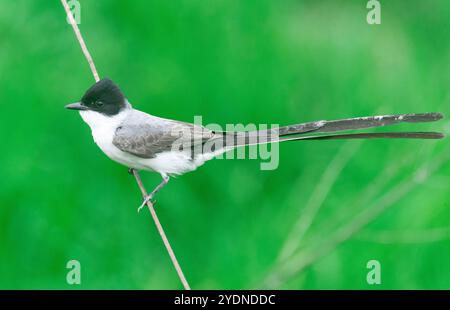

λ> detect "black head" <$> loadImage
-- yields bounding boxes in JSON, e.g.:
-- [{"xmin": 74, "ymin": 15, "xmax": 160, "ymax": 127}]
[{"xmin": 65, "ymin": 78, "xmax": 126, "ymax": 116}]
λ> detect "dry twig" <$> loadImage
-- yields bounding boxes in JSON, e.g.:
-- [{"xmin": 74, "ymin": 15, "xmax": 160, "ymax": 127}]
[{"xmin": 60, "ymin": 0, "xmax": 190, "ymax": 290}]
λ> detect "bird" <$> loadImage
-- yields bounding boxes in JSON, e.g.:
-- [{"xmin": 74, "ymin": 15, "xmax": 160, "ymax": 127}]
[{"xmin": 65, "ymin": 78, "xmax": 445, "ymax": 212}]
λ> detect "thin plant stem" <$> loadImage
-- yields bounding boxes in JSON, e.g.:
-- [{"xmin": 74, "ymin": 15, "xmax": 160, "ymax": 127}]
[
  {"xmin": 132, "ymin": 170, "xmax": 191, "ymax": 290},
  {"xmin": 60, "ymin": 0, "xmax": 190, "ymax": 290},
  {"xmin": 60, "ymin": 0, "xmax": 99, "ymax": 82}
]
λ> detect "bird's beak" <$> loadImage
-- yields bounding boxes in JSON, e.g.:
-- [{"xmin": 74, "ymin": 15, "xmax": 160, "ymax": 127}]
[{"xmin": 65, "ymin": 102, "xmax": 88, "ymax": 111}]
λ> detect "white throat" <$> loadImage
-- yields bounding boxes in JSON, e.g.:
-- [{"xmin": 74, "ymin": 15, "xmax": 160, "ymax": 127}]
[
  {"xmin": 79, "ymin": 100, "xmax": 131, "ymax": 132},
  {"xmin": 79, "ymin": 109, "xmax": 129, "ymax": 156},
  {"xmin": 79, "ymin": 109, "xmax": 128, "ymax": 131}
]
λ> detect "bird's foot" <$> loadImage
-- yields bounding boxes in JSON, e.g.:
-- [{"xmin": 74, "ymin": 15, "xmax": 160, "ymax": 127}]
[{"xmin": 137, "ymin": 194, "xmax": 155, "ymax": 213}]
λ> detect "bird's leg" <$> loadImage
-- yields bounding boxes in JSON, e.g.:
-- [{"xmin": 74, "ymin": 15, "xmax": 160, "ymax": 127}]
[
  {"xmin": 128, "ymin": 168, "xmax": 135, "ymax": 175},
  {"xmin": 138, "ymin": 175, "xmax": 170, "ymax": 213}
]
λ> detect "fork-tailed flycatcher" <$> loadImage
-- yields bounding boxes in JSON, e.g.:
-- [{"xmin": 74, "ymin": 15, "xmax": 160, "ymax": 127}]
[{"xmin": 65, "ymin": 78, "xmax": 445, "ymax": 211}]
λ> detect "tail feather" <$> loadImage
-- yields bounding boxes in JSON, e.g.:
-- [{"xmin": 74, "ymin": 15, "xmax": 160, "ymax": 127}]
[
  {"xmin": 278, "ymin": 112, "xmax": 443, "ymax": 137},
  {"xmin": 224, "ymin": 112, "xmax": 444, "ymax": 147},
  {"xmin": 279, "ymin": 131, "xmax": 445, "ymax": 142}
]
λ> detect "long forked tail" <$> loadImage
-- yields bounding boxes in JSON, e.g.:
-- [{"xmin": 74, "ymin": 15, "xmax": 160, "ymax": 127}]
[
  {"xmin": 279, "ymin": 131, "xmax": 444, "ymax": 143},
  {"xmin": 279, "ymin": 112, "xmax": 443, "ymax": 136},
  {"xmin": 231, "ymin": 112, "xmax": 445, "ymax": 147}
]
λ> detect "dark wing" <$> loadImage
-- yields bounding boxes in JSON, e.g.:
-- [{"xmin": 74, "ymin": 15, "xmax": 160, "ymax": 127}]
[{"xmin": 112, "ymin": 112, "xmax": 216, "ymax": 158}]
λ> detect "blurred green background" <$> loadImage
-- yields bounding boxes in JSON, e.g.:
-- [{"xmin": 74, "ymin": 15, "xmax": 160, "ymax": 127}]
[{"xmin": 1, "ymin": 0, "xmax": 449, "ymax": 289}]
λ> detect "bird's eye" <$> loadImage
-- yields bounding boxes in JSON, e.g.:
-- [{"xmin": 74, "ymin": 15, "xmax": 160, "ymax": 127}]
[{"xmin": 96, "ymin": 100, "xmax": 104, "ymax": 107}]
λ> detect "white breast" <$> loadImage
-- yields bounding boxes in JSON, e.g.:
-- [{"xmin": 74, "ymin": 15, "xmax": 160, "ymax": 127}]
[
  {"xmin": 78, "ymin": 109, "xmax": 217, "ymax": 175},
  {"xmin": 80, "ymin": 110, "xmax": 123, "ymax": 150},
  {"xmin": 79, "ymin": 110, "xmax": 140, "ymax": 167}
]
